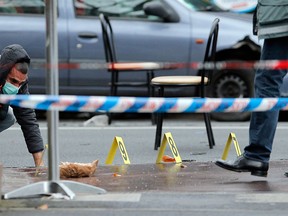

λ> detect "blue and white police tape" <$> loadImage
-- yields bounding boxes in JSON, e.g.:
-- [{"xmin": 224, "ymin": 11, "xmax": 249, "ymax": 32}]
[{"xmin": 1, "ymin": 94, "xmax": 288, "ymax": 113}]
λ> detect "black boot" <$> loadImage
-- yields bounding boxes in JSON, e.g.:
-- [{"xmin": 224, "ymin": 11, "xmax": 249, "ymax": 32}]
[{"xmin": 215, "ymin": 155, "xmax": 269, "ymax": 177}]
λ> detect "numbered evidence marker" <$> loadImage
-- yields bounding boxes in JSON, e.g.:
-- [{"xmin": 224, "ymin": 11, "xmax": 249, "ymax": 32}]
[
  {"xmin": 221, "ymin": 132, "xmax": 242, "ymax": 160},
  {"xmin": 105, "ymin": 136, "xmax": 131, "ymax": 165},
  {"xmin": 156, "ymin": 132, "xmax": 182, "ymax": 164}
]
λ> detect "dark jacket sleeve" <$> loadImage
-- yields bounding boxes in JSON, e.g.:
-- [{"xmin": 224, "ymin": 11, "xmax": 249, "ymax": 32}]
[{"xmin": 12, "ymin": 83, "xmax": 44, "ymax": 153}]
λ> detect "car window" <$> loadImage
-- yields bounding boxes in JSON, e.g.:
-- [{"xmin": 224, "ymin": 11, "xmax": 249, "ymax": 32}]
[
  {"xmin": 179, "ymin": 0, "xmax": 224, "ymax": 11},
  {"xmin": 0, "ymin": 0, "xmax": 45, "ymax": 15},
  {"xmin": 74, "ymin": 0, "xmax": 156, "ymax": 19}
]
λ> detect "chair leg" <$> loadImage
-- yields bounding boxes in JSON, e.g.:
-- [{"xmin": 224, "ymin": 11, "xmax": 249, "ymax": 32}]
[
  {"xmin": 108, "ymin": 71, "xmax": 119, "ymax": 125},
  {"xmin": 108, "ymin": 74, "xmax": 114, "ymax": 125},
  {"xmin": 151, "ymin": 113, "xmax": 157, "ymax": 125},
  {"xmin": 112, "ymin": 84, "xmax": 117, "ymax": 97},
  {"xmin": 154, "ymin": 112, "xmax": 163, "ymax": 150},
  {"xmin": 203, "ymin": 113, "xmax": 215, "ymax": 149},
  {"xmin": 148, "ymin": 71, "xmax": 156, "ymax": 125},
  {"xmin": 154, "ymin": 86, "xmax": 164, "ymax": 150},
  {"xmin": 151, "ymin": 79, "xmax": 157, "ymax": 125},
  {"xmin": 148, "ymin": 71, "xmax": 155, "ymax": 96},
  {"xmin": 151, "ymin": 82, "xmax": 157, "ymax": 125},
  {"xmin": 107, "ymin": 113, "xmax": 112, "ymax": 125},
  {"xmin": 147, "ymin": 71, "xmax": 151, "ymax": 96},
  {"xmin": 107, "ymin": 82, "xmax": 115, "ymax": 125}
]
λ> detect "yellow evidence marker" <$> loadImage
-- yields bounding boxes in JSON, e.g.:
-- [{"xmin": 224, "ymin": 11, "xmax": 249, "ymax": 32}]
[
  {"xmin": 221, "ymin": 132, "xmax": 241, "ymax": 160},
  {"xmin": 156, "ymin": 132, "xmax": 182, "ymax": 164},
  {"xmin": 105, "ymin": 136, "xmax": 131, "ymax": 165}
]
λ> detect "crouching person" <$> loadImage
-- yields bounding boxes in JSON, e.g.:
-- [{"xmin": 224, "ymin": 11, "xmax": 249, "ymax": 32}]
[{"xmin": 0, "ymin": 44, "xmax": 44, "ymax": 167}]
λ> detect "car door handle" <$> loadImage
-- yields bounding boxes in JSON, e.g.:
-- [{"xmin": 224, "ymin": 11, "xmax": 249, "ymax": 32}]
[{"xmin": 78, "ymin": 32, "xmax": 98, "ymax": 39}]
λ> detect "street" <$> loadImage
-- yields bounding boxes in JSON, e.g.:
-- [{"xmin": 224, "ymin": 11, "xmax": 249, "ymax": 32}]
[{"xmin": 1, "ymin": 113, "xmax": 288, "ymax": 167}]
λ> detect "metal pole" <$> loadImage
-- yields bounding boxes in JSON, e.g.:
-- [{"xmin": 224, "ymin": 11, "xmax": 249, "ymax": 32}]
[{"xmin": 45, "ymin": 0, "xmax": 59, "ymax": 181}]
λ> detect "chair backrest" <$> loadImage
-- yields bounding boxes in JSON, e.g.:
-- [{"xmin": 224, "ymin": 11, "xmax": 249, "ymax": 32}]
[
  {"xmin": 99, "ymin": 13, "xmax": 117, "ymax": 64},
  {"xmin": 200, "ymin": 18, "xmax": 219, "ymax": 95}
]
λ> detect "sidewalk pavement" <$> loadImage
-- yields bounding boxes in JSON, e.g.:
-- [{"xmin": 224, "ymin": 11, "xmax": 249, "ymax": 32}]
[{"xmin": 1, "ymin": 160, "xmax": 288, "ymax": 212}]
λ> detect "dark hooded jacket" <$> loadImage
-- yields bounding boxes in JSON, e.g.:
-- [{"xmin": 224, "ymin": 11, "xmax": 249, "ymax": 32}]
[{"xmin": 0, "ymin": 44, "xmax": 44, "ymax": 154}]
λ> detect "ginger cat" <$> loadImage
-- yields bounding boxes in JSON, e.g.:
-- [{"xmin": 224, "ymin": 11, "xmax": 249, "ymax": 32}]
[{"xmin": 59, "ymin": 160, "xmax": 98, "ymax": 178}]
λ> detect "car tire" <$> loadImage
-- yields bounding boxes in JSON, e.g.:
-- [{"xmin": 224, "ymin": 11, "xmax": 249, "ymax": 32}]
[{"xmin": 207, "ymin": 67, "xmax": 255, "ymax": 121}]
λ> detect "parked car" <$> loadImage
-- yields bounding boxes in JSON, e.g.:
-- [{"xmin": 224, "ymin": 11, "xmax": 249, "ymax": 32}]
[{"xmin": 0, "ymin": 0, "xmax": 276, "ymax": 121}]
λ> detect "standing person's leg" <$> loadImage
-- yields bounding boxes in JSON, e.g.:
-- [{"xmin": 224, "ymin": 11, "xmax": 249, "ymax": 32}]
[
  {"xmin": 216, "ymin": 36, "xmax": 288, "ymax": 177},
  {"xmin": 245, "ymin": 36, "xmax": 288, "ymax": 163},
  {"xmin": 0, "ymin": 107, "xmax": 16, "ymax": 132}
]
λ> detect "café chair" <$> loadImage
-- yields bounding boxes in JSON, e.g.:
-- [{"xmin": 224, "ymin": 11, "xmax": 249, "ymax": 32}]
[
  {"xmin": 99, "ymin": 13, "xmax": 161, "ymax": 124},
  {"xmin": 151, "ymin": 18, "xmax": 220, "ymax": 150}
]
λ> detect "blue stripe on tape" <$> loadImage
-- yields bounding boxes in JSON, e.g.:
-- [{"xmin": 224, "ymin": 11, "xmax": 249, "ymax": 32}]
[
  {"xmin": 242, "ymin": 98, "xmax": 262, "ymax": 111},
  {"xmin": 272, "ymin": 98, "xmax": 288, "ymax": 111},
  {"xmin": 64, "ymin": 96, "xmax": 87, "ymax": 112},
  {"xmin": 214, "ymin": 99, "xmax": 234, "ymax": 112},
  {"xmin": 185, "ymin": 99, "xmax": 205, "ymax": 112},
  {"xmin": 64, "ymin": 102, "xmax": 85, "ymax": 112},
  {"xmin": 34, "ymin": 95, "xmax": 59, "ymax": 110},
  {"xmin": 125, "ymin": 97, "xmax": 146, "ymax": 112},
  {"xmin": 97, "ymin": 96, "xmax": 118, "ymax": 112},
  {"xmin": 35, "ymin": 101, "xmax": 53, "ymax": 110},
  {"xmin": 9, "ymin": 95, "xmax": 30, "ymax": 107},
  {"xmin": 155, "ymin": 98, "xmax": 178, "ymax": 112}
]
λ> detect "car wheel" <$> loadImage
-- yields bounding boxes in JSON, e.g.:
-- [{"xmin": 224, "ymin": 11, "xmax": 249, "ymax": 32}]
[{"xmin": 207, "ymin": 68, "xmax": 255, "ymax": 121}]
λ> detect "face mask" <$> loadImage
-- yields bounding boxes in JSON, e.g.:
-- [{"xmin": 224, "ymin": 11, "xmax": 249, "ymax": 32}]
[{"xmin": 2, "ymin": 82, "xmax": 20, "ymax": 95}]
